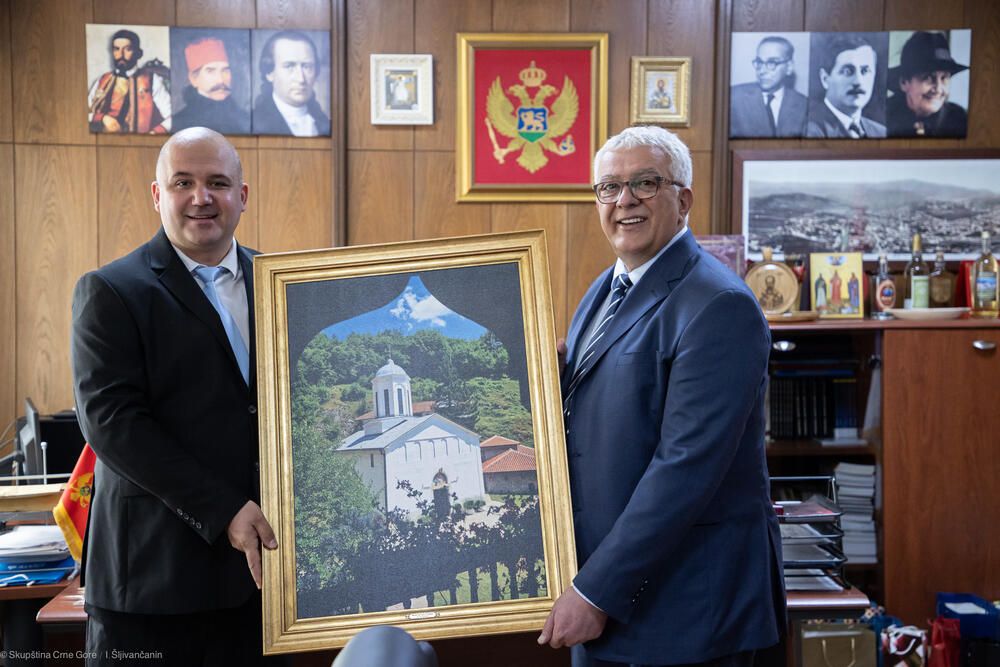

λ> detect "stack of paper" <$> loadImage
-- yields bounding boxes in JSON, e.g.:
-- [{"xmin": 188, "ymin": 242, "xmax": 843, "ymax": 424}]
[
  {"xmin": 0, "ymin": 525, "xmax": 73, "ymax": 586},
  {"xmin": 834, "ymin": 462, "xmax": 877, "ymax": 564}
]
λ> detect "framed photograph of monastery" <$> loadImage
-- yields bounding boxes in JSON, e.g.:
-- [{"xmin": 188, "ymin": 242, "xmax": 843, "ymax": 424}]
[
  {"xmin": 253, "ymin": 231, "xmax": 576, "ymax": 653},
  {"xmin": 456, "ymin": 32, "xmax": 608, "ymax": 202}
]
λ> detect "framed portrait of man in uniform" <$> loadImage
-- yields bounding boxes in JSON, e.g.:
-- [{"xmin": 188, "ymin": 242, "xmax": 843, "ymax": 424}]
[{"xmin": 85, "ymin": 24, "xmax": 172, "ymax": 134}]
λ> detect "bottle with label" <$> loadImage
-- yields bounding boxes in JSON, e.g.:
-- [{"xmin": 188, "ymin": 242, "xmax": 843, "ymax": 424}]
[
  {"xmin": 902, "ymin": 233, "xmax": 929, "ymax": 309},
  {"xmin": 929, "ymin": 251, "xmax": 955, "ymax": 308},
  {"xmin": 972, "ymin": 231, "xmax": 999, "ymax": 318},
  {"xmin": 871, "ymin": 253, "xmax": 895, "ymax": 319}
]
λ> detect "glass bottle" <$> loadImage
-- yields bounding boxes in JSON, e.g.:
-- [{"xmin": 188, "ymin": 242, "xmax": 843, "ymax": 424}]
[
  {"xmin": 929, "ymin": 252, "xmax": 955, "ymax": 308},
  {"xmin": 902, "ymin": 233, "xmax": 929, "ymax": 309},
  {"xmin": 871, "ymin": 253, "xmax": 895, "ymax": 319},
  {"xmin": 972, "ymin": 231, "xmax": 999, "ymax": 318}
]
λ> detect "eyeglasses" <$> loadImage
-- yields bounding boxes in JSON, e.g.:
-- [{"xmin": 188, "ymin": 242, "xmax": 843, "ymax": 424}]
[
  {"xmin": 592, "ymin": 176, "xmax": 683, "ymax": 204},
  {"xmin": 752, "ymin": 57, "xmax": 791, "ymax": 72}
]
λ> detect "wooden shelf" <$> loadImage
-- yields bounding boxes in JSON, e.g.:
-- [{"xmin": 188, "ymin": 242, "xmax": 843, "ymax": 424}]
[
  {"xmin": 771, "ymin": 317, "xmax": 1000, "ymax": 332},
  {"xmin": 766, "ymin": 440, "xmax": 877, "ymax": 457}
]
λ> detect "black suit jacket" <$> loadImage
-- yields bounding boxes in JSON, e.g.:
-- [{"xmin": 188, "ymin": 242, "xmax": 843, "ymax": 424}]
[
  {"xmin": 252, "ymin": 93, "xmax": 330, "ymax": 136},
  {"xmin": 71, "ymin": 228, "xmax": 260, "ymax": 614}
]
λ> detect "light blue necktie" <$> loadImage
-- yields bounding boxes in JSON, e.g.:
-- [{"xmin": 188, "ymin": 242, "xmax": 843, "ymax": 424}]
[{"xmin": 193, "ymin": 265, "xmax": 250, "ymax": 385}]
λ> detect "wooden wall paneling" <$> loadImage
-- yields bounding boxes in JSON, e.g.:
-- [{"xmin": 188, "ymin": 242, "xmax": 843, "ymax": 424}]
[
  {"xmin": 883, "ymin": 0, "xmax": 964, "ymax": 27},
  {"xmin": 491, "ymin": 203, "xmax": 568, "ymax": 335},
  {"xmin": 0, "ymin": 143, "xmax": 14, "ymax": 427},
  {"xmin": 346, "ymin": 0, "xmax": 414, "ymax": 151},
  {"xmin": 648, "ymin": 0, "xmax": 717, "ymax": 152},
  {"xmin": 0, "ymin": 0, "xmax": 12, "ymax": 142},
  {"xmin": 257, "ymin": 148, "xmax": 331, "ymax": 252},
  {"xmin": 11, "ymin": 0, "xmax": 93, "ymax": 145},
  {"xmin": 965, "ymin": 0, "xmax": 1000, "ymax": 147},
  {"xmin": 565, "ymin": 202, "xmax": 614, "ymax": 334},
  {"xmin": 413, "ymin": 0, "xmax": 492, "ymax": 152},
  {"xmin": 93, "ymin": 0, "xmax": 175, "ymax": 24},
  {"xmin": 731, "ymin": 0, "xmax": 804, "ymax": 31},
  {"xmin": 346, "ymin": 150, "xmax": 413, "ymax": 246},
  {"xmin": 235, "ymin": 139, "xmax": 260, "ymax": 251},
  {"xmin": 15, "ymin": 145, "xmax": 97, "ymax": 414},
  {"xmin": 412, "ymin": 150, "xmax": 490, "ymax": 240},
  {"xmin": 688, "ymin": 150, "xmax": 712, "ymax": 235},
  {"xmin": 96, "ymin": 146, "xmax": 162, "ymax": 265},
  {"xmin": 569, "ymin": 0, "xmax": 645, "ymax": 136},
  {"xmin": 492, "ymin": 0, "xmax": 570, "ymax": 32},
  {"xmin": 176, "ymin": 0, "xmax": 256, "ymax": 27},
  {"xmin": 804, "ymin": 0, "xmax": 885, "ymax": 32},
  {"xmin": 256, "ymin": 0, "xmax": 332, "ymax": 28}
]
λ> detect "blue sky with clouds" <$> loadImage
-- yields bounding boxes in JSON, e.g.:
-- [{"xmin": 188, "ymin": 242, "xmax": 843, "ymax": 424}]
[{"xmin": 322, "ymin": 276, "xmax": 488, "ymax": 341}]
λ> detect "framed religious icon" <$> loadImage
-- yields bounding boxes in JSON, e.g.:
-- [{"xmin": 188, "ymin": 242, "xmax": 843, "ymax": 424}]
[
  {"xmin": 629, "ymin": 56, "xmax": 691, "ymax": 126},
  {"xmin": 370, "ymin": 53, "xmax": 434, "ymax": 125},
  {"xmin": 456, "ymin": 33, "xmax": 608, "ymax": 202},
  {"xmin": 254, "ymin": 231, "xmax": 577, "ymax": 652},
  {"xmin": 809, "ymin": 252, "xmax": 865, "ymax": 319}
]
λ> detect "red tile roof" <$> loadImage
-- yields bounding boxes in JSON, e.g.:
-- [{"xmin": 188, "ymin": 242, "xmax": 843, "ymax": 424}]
[
  {"xmin": 480, "ymin": 435, "xmax": 519, "ymax": 447},
  {"xmin": 482, "ymin": 445, "xmax": 537, "ymax": 473}
]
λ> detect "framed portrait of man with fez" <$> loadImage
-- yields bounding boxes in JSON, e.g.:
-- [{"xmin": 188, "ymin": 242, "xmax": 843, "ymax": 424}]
[{"xmin": 456, "ymin": 33, "xmax": 608, "ymax": 202}]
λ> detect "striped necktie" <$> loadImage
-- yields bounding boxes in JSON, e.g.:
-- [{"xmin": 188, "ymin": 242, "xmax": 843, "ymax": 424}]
[
  {"xmin": 193, "ymin": 265, "xmax": 250, "ymax": 385},
  {"xmin": 565, "ymin": 273, "xmax": 632, "ymax": 397}
]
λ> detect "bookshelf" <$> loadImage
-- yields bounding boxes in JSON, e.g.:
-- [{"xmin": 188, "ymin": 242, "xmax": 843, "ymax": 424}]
[{"xmin": 767, "ymin": 318, "xmax": 1000, "ymax": 626}]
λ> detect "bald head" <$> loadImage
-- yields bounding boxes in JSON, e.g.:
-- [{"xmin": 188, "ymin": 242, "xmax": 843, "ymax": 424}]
[
  {"xmin": 151, "ymin": 126, "xmax": 248, "ymax": 266},
  {"xmin": 155, "ymin": 126, "xmax": 243, "ymax": 184}
]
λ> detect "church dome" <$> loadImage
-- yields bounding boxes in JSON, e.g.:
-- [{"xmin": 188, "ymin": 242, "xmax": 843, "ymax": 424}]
[{"xmin": 375, "ymin": 359, "xmax": 410, "ymax": 379}]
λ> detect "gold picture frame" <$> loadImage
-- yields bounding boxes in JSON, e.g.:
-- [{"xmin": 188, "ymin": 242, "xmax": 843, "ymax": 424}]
[
  {"xmin": 456, "ymin": 32, "xmax": 608, "ymax": 202},
  {"xmin": 630, "ymin": 56, "xmax": 691, "ymax": 126},
  {"xmin": 254, "ymin": 231, "xmax": 576, "ymax": 653}
]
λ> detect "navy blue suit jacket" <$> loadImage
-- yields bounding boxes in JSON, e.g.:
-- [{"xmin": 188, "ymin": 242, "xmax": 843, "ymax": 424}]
[{"xmin": 562, "ymin": 233, "xmax": 785, "ymax": 664}]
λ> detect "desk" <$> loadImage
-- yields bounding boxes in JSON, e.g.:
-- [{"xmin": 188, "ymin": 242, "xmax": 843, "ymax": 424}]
[
  {"xmin": 0, "ymin": 578, "xmax": 72, "ymax": 667},
  {"xmin": 35, "ymin": 576, "xmax": 83, "ymax": 627}
]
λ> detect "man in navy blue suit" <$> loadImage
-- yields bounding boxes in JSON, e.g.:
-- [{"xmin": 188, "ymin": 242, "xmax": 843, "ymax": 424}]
[{"xmin": 538, "ymin": 126, "xmax": 785, "ymax": 666}]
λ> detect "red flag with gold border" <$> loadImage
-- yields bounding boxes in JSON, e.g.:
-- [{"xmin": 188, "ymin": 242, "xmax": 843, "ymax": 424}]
[{"xmin": 52, "ymin": 444, "xmax": 95, "ymax": 561}]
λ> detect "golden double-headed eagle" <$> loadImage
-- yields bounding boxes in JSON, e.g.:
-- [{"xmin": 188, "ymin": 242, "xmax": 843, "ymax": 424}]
[{"xmin": 485, "ymin": 60, "xmax": 579, "ymax": 174}]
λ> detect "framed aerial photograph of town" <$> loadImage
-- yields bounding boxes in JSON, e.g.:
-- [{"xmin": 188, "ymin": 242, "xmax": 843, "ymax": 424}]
[
  {"xmin": 253, "ymin": 231, "xmax": 575, "ymax": 653},
  {"xmin": 456, "ymin": 33, "xmax": 608, "ymax": 202},
  {"xmin": 733, "ymin": 149, "xmax": 1000, "ymax": 261}
]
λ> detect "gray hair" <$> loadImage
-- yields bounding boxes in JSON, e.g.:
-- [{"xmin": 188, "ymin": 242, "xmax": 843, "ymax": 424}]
[{"xmin": 593, "ymin": 125, "xmax": 692, "ymax": 187}]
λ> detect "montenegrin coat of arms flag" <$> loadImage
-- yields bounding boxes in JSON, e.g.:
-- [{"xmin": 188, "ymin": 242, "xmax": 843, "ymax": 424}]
[{"xmin": 484, "ymin": 60, "xmax": 579, "ymax": 174}]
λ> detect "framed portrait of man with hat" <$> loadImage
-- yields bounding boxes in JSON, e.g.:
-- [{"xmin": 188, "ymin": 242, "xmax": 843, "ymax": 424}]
[
  {"xmin": 169, "ymin": 27, "xmax": 252, "ymax": 135},
  {"xmin": 887, "ymin": 29, "xmax": 971, "ymax": 137}
]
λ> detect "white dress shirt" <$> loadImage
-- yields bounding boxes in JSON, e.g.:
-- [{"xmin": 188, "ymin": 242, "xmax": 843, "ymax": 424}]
[
  {"xmin": 273, "ymin": 93, "xmax": 319, "ymax": 137},
  {"xmin": 172, "ymin": 239, "xmax": 250, "ymax": 349}
]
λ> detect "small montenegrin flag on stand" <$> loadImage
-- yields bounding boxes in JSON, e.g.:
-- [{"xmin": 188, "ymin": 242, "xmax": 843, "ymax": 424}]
[{"xmin": 52, "ymin": 444, "xmax": 96, "ymax": 561}]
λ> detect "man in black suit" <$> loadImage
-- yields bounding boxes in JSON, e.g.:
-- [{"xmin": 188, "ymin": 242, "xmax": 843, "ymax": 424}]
[
  {"xmin": 71, "ymin": 127, "xmax": 278, "ymax": 665},
  {"xmin": 807, "ymin": 33, "xmax": 887, "ymax": 138},
  {"xmin": 252, "ymin": 31, "xmax": 330, "ymax": 136},
  {"xmin": 730, "ymin": 36, "xmax": 808, "ymax": 137}
]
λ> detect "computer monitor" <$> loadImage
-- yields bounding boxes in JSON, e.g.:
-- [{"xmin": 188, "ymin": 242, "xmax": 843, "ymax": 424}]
[{"xmin": 17, "ymin": 398, "xmax": 43, "ymax": 481}]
